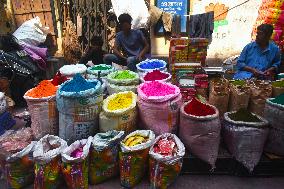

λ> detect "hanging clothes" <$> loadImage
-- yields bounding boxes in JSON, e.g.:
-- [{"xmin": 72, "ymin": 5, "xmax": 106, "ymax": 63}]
[{"xmin": 189, "ymin": 11, "xmax": 214, "ymax": 39}]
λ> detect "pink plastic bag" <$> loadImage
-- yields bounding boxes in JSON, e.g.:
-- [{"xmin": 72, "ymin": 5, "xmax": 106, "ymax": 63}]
[{"xmin": 137, "ymin": 94, "xmax": 182, "ymax": 135}]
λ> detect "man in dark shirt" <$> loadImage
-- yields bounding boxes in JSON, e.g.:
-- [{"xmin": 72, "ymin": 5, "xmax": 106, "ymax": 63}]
[
  {"xmin": 79, "ymin": 36, "xmax": 106, "ymax": 66},
  {"xmin": 103, "ymin": 13, "xmax": 149, "ymax": 71}
]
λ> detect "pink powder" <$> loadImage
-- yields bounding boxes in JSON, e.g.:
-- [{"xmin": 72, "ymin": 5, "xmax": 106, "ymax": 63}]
[
  {"xmin": 70, "ymin": 147, "xmax": 84, "ymax": 158},
  {"xmin": 141, "ymin": 81, "xmax": 176, "ymax": 96}
]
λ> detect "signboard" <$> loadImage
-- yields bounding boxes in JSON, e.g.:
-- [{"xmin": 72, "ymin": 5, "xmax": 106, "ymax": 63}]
[{"xmin": 156, "ymin": 0, "xmax": 188, "ymax": 33}]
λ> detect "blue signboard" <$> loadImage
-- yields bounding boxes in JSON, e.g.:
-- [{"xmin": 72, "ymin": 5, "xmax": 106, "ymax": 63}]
[{"xmin": 156, "ymin": 0, "xmax": 188, "ymax": 33}]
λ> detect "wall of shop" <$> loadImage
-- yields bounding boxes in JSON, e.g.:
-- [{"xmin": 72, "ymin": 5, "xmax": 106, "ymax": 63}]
[{"xmin": 150, "ymin": 0, "xmax": 262, "ymax": 62}]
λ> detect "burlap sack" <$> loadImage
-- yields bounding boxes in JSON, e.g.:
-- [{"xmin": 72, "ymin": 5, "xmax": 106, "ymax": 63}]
[
  {"xmin": 248, "ymin": 80, "xmax": 272, "ymax": 116},
  {"xmin": 229, "ymin": 84, "xmax": 250, "ymax": 111}
]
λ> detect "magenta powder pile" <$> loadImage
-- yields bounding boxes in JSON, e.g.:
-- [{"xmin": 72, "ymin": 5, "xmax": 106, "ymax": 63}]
[
  {"xmin": 140, "ymin": 81, "xmax": 176, "ymax": 96},
  {"xmin": 70, "ymin": 146, "xmax": 84, "ymax": 158},
  {"xmin": 144, "ymin": 70, "xmax": 169, "ymax": 81}
]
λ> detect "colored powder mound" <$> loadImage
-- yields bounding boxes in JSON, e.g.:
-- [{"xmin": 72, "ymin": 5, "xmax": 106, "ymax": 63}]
[
  {"xmin": 61, "ymin": 74, "xmax": 97, "ymax": 92},
  {"xmin": 272, "ymin": 80, "xmax": 284, "ymax": 88},
  {"xmin": 144, "ymin": 70, "xmax": 169, "ymax": 81},
  {"xmin": 107, "ymin": 92, "xmax": 133, "ymax": 111},
  {"xmin": 231, "ymin": 80, "xmax": 246, "ymax": 87},
  {"xmin": 184, "ymin": 98, "xmax": 216, "ymax": 116},
  {"xmin": 141, "ymin": 81, "xmax": 176, "ymax": 96},
  {"xmin": 51, "ymin": 71, "xmax": 68, "ymax": 86},
  {"xmin": 27, "ymin": 80, "xmax": 57, "ymax": 98},
  {"xmin": 228, "ymin": 109, "xmax": 261, "ymax": 122},
  {"xmin": 271, "ymin": 94, "xmax": 284, "ymax": 105},
  {"xmin": 113, "ymin": 71, "xmax": 136, "ymax": 79},
  {"xmin": 153, "ymin": 137, "xmax": 177, "ymax": 156},
  {"xmin": 70, "ymin": 147, "xmax": 84, "ymax": 158},
  {"xmin": 139, "ymin": 60, "xmax": 165, "ymax": 69},
  {"xmin": 91, "ymin": 65, "xmax": 111, "ymax": 71}
]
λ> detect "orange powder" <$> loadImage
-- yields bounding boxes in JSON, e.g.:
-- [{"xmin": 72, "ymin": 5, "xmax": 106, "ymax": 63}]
[{"xmin": 26, "ymin": 80, "xmax": 57, "ymax": 98}]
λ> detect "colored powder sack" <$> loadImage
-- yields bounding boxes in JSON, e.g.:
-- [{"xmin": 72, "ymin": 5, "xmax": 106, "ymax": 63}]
[
  {"xmin": 272, "ymin": 80, "xmax": 284, "ymax": 88},
  {"xmin": 184, "ymin": 98, "xmax": 216, "ymax": 116},
  {"xmin": 91, "ymin": 65, "xmax": 111, "ymax": 71},
  {"xmin": 271, "ymin": 94, "xmax": 284, "ymax": 105},
  {"xmin": 61, "ymin": 73, "xmax": 96, "ymax": 92},
  {"xmin": 139, "ymin": 60, "xmax": 165, "ymax": 69},
  {"xmin": 231, "ymin": 80, "xmax": 246, "ymax": 87},
  {"xmin": 123, "ymin": 134, "xmax": 149, "ymax": 147},
  {"xmin": 51, "ymin": 72, "xmax": 68, "ymax": 86},
  {"xmin": 113, "ymin": 70, "xmax": 136, "ymax": 79},
  {"xmin": 228, "ymin": 108, "xmax": 261, "ymax": 123},
  {"xmin": 144, "ymin": 70, "xmax": 169, "ymax": 81},
  {"xmin": 70, "ymin": 147, "xmax": 84, "ymax": 158},
  {"xmin": 107, "ymin": 92, "xmax": 133, "ymax": 111},
  {"xmin": 26, "ymin": 80, "xmax": 57, "ymax": 98},
  {"xmin": 140, "ymin": 81, "xmax": 176, "ymax": 96},
  {"xmin": 153, "ymin": 137, "xmax": 177, "ymax": 156}
]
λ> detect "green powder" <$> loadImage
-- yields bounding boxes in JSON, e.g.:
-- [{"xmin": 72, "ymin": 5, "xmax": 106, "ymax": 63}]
[
  {"xmin": 272, "ymin": 80, "xmax": 284, "ymax": 88},
  {"xmin": 271, "ymin": 94, "xmax": 284, "ymax": 105},
  {"xmin": 228, "ymin": 108, "xmax": 261, "ymax": 123},
  {"xmin": 114, "ymin": 71, "xmax": 136, "ymax": 79},
  {"xmin": 91, "ymin": 65, "xmax": 111, "ymax": 71},
  {"xmin": 231, "ymin": 80, "xmax": 246, "ymax": 87}
]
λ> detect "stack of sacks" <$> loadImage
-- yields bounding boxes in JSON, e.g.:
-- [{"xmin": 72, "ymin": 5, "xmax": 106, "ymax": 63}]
[
  {"xmin": 99, "ymin": 91, "xmax": 137, "ymax": 134},
  {"xmin": 106, "ymin": 70, "xmax": 139, "ymax": 94},
  {"xmin": 24, "ymin": 80, "xmax": 58, "ymax": 139},
  {"xmin": 252, "ymin": 0, "xmax": 284, "ymax": 46},
  {"xmin": 137, "ymin": 81, "xmax": 182, "ymax": 135},
  {"xmin": 136, "ymin": 59, "xmax": 167, "ymax": 77}
]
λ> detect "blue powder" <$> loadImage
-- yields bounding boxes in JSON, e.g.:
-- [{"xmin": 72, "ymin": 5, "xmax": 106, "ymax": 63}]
[
  {"xmin": 61, "ymin": 74, "xmax": 97, "ymax": 92},
  {"xmin": 139, "ymin": 60, "xmax": 165, "ymax": 69}
]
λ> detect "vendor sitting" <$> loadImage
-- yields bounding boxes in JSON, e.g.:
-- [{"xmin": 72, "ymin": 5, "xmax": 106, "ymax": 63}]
[
  {"xmin": 103, "ymin": 13, "xmax": 149, "ymax": 71},
  {"xmin": 233, "ymin": 24, "xmax": 281, "ymax": 80},
  {"xmin": 79, "ymin": 36, "xmax": 106, "ymax": 67}
]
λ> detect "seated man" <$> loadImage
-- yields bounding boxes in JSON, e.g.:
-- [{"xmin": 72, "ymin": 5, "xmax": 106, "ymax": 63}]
[
  {"xmin": 234, "ymin": 24, "xmax": 281, "ymax": 80},
  {"xmin": 104, "ymin": 13, "xmax": 149, "ymax": 71},
  {"xmin": 79, "ymin": 36, "xmax": 106, "ymax": 67}
]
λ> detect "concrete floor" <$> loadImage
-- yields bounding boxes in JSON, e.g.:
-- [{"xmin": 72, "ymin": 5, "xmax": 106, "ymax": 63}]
[{"xmin": 1, "ymin": 175, "xmax": 284, "ymax": 189}]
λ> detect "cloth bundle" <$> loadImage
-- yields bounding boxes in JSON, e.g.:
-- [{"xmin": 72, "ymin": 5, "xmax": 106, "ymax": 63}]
[
  {"xmin": 119, "ymin": 130, "xmax": 155, "ymax": 188},
  {"xmin": 61, "ymin": 137, "xmax": 92, "ymax": 189},
  {"xmin": 149, "ymin": 133, "xmax": 185, "ymax": 189},
  {"xmin": 89, "ymin": 130, "xmax": 124, "ymax": 184}
]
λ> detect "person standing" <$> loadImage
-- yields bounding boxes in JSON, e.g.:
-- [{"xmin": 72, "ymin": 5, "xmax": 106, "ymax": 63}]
[
  {"xmin": 234, "ymin": 24, "xmax": 281, "ymax": 80},
  {"xmin": 103, "ymin": 13, "xmax": 149, "ymax": 71}
]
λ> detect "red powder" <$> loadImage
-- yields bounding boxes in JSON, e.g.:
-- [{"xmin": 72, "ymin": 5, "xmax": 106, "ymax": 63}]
[
  {"xmin": 144, "ymin": 70, "xmax": 169, "ymax": 81},
  {"xmin": 184, "ymin": 98, "xmax": 215, "ymax": 116},
  {"xmin": 51, "ymin": 71, "xmax": 68, "ymax": 86}
]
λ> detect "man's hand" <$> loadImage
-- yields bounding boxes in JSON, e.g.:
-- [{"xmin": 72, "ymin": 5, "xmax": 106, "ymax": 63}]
[
  {"xmin": 252, "ymin": 68, "xmax": 264, "ymax": 78},
  {"xmin": 137, "ymin": 54, "xmax": 143, "ymax": 62},
  {"xmin": 264, "ymin": 67, "xmax": 275, "ymax": 76}
]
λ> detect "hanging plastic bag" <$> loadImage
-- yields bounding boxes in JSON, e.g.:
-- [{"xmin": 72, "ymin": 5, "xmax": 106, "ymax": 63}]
[
  {"xmin": 13, "ymin": 17, "xmax": 49, "ymax": 46},
  {"xmin": 149, "ymin": 133, "xmax": 185, "ymax": 189},
  {"xmin": 89, "ymin": 130, "xmax": 124, "ymax": 185},
  {"xmin": 119, "ymin": 130, "xmax": 155, "ymax": 188},
  {"xmin": 5, "ymin": 141, "xmax": 37, "ymax": 189},
  {"xmin": 99, "ymin": 91, "xmax": 137, "ymax": 134},
  {"xmin": 223, "ymin": 111, "xmax": 269, "ymax": 171},
  {"xmin": 33, "ymin": 135, "xmax": 67, "ymax": 189},
  {"xmin": 61, "ymin": 136, "xmax": 92, "ymax": 189}
]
